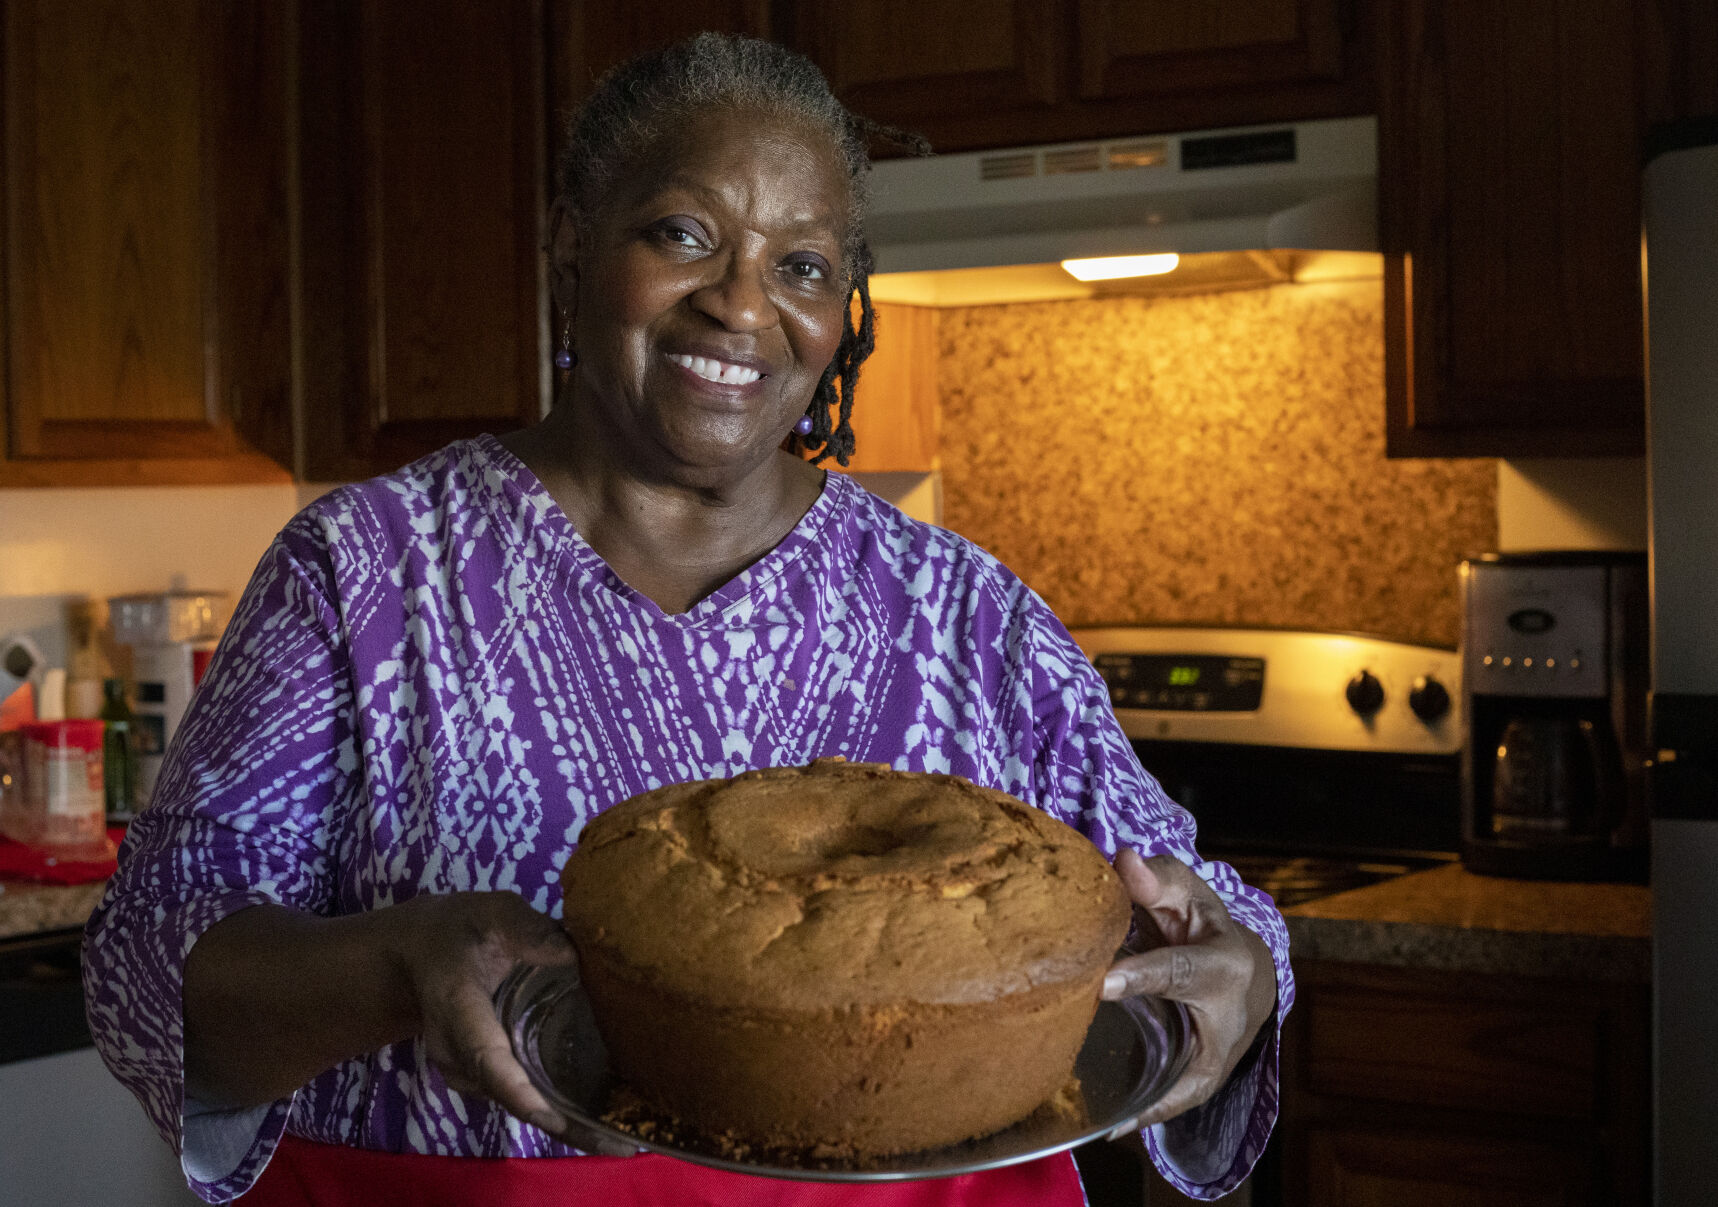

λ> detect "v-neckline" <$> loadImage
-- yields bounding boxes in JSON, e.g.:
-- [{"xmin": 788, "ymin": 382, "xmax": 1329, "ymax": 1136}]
[{"xmin": 472, "ymin": 433, "xmax": 846, "ymax": 626}]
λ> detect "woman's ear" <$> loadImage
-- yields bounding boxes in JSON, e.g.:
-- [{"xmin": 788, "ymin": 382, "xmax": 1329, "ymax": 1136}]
[{"xmin": 548, "ymin": 199, "xmax": 580, "ymax": 320}]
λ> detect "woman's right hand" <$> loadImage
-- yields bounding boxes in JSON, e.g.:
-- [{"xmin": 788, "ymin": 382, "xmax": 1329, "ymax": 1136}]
[
  {"xmin": 390, "ymin": 891, "xmax": 642, "ymax": 1157},
  {"xmin": 186, "ymin": 891, "xmax": 640, "ymax": 1155}
]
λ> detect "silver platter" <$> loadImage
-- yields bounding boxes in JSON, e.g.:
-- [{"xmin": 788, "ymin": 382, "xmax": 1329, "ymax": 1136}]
[{"xmin": 496, "ymin": 962, "xmax": 1193, "ymax": 1182}]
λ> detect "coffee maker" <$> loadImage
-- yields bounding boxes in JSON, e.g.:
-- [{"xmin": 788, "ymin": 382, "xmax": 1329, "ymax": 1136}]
[{"xmin": 1459, "ymin": 552, "xmax": 1648, "ymax": 881}]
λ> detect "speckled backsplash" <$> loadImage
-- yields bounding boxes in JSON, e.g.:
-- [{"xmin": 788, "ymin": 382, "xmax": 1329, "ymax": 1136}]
[{"xmin": 937, "ymin": 280, "xmax": 1496, "ymax": 647}]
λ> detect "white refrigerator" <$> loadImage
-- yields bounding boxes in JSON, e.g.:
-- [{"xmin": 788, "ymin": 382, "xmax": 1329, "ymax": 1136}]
[{"xmin": 1643, "ymin": 118, "xmax": 1718, "ymax": 1206}]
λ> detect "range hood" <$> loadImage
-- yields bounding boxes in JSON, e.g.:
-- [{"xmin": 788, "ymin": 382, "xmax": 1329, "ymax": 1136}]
[{"xmin": 865, "ymin": 116, "xmax": 1378, "ymax": 305}]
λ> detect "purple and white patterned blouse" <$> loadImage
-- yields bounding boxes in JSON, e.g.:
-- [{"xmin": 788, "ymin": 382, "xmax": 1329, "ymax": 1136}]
[{"xmin": 83, "ymin": 435, "xmax": 1293, "ymax": 1202}]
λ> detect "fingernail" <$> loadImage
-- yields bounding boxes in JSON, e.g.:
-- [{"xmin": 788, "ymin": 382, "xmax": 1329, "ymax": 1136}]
[{"xmin": 1103, "ymin": 973, "xmax": 1125, "ymax": 997}]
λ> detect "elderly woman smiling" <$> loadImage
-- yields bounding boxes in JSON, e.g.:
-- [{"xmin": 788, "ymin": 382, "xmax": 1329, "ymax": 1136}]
[{"xmin": 83, "ymin": 33, "xmax": 1286, "ymax": 1207}]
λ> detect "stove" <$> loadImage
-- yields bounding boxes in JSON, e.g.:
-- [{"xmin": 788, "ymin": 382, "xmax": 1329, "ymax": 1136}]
[
  {"xmin": 1217, "ymin": 852, "xmax": 1449, "ymax": 910},
  {"xmin": 1073, "ymin": 627, "xmax": 1464, "ymax": 909}
]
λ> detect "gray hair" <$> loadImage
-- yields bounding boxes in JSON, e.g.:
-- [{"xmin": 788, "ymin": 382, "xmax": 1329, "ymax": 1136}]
[{"xmin": 558, "ymin": 33, "xmax": 888, "ymax": 278}]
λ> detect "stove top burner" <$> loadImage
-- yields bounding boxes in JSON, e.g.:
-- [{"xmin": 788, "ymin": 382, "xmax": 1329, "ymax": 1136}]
[{"xmin": 1218, "ymin": 852, "xmax": 1448, "ymax": 910}]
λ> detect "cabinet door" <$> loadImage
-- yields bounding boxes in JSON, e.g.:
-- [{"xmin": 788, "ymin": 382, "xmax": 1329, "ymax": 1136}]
[
  {"xmin": 297, "ymin": 0, "xmax": 548, "ymax": 482},
  {"xmin": 1068, "ymin": 0, "xmax": 1373, "ymax": 138},
  {"xmin": 783, "ymin": 1, "xmax": 1059, "ymax": 144},
  {"xmin": 1379, "ymin": 0, "xmax": 1650, "ymax": 457},
  {"xmin": 1076, "ymin": 0, "xmax": 1344, "ymax": 102},
  {"xmin": 1281, "ymin": 961, "xmax": 1651, "ymax": 1207},
  {"xmin": 785, "ymin": 0, "xmax": 1370, "ymax": 153},
  {"xmin": 550, "ymin": 1, "xmax": 773, "ymax": 116},
  {"xmin": 1304, "ymin": 1127, "xmax": 1597, "ymax": 1207},
  {"xmin": 0, "ymin": 0, "xmax": 292, "ymax": 485}
]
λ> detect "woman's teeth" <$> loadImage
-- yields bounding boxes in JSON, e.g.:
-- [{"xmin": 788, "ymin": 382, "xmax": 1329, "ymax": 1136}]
[{"xmin": 669, "ymin": 354, "xmax": 762, "ymax": 385}]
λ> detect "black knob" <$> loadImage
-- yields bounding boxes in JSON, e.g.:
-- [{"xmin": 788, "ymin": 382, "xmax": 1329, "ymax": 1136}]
[
  {"xmin": 1345, "ymin": 670, "xmax": 1385, "ymax": 715},
  {"xmin": 1408, "ymin": 675, "xmax": 1451, "ymax": 722}
]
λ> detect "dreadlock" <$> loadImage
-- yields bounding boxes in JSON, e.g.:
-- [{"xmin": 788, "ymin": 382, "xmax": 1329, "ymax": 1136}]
[{"xmin": 555, "ymin": 33, "xmax": 927, "ymax": 467}]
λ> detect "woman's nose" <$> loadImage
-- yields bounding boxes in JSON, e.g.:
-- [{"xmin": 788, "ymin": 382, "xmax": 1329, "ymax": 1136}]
[{"xmin": 690, "ymin": 252, "xmax": 777, "ymax": 332}]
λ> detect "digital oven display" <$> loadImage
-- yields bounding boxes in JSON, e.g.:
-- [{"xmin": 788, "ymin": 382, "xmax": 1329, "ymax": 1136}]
[{"xmin": 1092, "ymin": 653, "xmax": 1266, "ymax": 712}]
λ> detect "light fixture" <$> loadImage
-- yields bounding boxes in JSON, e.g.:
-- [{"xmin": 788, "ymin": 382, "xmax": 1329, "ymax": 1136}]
[{"xmin": 1060, "ymin": 253, "xmax": 1180, "ymax": 282}]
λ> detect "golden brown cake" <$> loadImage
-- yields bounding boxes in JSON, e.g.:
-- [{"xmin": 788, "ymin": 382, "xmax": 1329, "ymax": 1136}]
[{"xmin": 559, "ymin": 759, "xmax": 1132, "ymax": 1159}]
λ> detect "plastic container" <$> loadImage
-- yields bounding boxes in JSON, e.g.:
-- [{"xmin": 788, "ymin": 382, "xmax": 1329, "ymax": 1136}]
[{"xmin": 0, "ymin": 719, "xmax": 108, "ymax": 853}]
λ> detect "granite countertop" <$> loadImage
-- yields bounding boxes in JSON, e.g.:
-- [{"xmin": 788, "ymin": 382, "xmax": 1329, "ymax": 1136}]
[
  {"xmin": 1284, "ymin": 862, "xmax": 1651, "ymax": 983},
  {"xmin": 0, "ymin": 877, "xmax": 108, "ymax": 944},
  {"xmin": 3, "ymin": 863, "xmax": 1657, "ymax": 986}
]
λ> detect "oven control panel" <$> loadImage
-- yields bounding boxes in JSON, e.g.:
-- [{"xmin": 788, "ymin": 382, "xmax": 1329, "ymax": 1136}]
[
  {"xmin": 1073, "ymin": 626, "xmax": 1462, "ymax": 755},
  {"xmin": 1092, "ymin": 653, "xmax": 1265, "ymax": 712}
]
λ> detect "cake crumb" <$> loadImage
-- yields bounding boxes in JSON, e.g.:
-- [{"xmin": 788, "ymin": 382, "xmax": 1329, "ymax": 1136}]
[{"xmin": 597, "ymin": 1075, "xmax": 1093, "ymax": 1172}]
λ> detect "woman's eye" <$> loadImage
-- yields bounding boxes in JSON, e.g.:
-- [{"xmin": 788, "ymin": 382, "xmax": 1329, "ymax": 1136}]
[
  {"xmin": 786, "ymin": 256, "xmax": 831, "ymax": 282},
  {"xmin": 653, "ymin": 220, "xmax": 705, "ymax": 248}
]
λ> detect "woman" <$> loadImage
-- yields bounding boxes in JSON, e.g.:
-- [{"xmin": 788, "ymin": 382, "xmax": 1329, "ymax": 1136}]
[{"xmin": 84, "ymin": 33, "xmax": 1287, "ymax": 1205}]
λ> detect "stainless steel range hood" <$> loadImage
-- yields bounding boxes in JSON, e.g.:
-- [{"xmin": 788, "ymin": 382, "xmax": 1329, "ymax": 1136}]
[{"xmin": 865, "ymin": 116, "xmax": 1378, "ymax": 306}]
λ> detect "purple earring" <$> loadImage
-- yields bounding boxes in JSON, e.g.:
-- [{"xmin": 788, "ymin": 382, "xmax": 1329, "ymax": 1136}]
[
  {"xmin": 554, "ymin": 321, "xmax": 575, "ymax": 370},
  {"xmin": 794, "ymin": 415, "xmax": 814, "ymax": 436}
]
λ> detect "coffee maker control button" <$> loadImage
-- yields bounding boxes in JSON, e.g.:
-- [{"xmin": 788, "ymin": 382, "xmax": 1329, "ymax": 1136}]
[
  {"xmin": 1345, "ymin": 670, "xmax": 1385, "ymax": 715},
  {"xmin": 1408, "ymin": 675, "xmax": 1451, "ymax": 722}
]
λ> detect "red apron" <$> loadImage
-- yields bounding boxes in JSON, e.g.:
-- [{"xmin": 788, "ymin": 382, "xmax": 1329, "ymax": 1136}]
[{"xmin": 241, "ymin": 1134, "xmax": 1087, "ymax": 1206}]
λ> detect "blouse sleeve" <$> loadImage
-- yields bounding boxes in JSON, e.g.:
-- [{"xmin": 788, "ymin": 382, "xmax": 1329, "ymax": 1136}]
[
  {"xmin": 1022, "ymin": 609, "xmax": 1295, "ymax": 1201},
  {"xmin": 82, "ymin": 528, "xmax": 360, "ymax": 1203}
]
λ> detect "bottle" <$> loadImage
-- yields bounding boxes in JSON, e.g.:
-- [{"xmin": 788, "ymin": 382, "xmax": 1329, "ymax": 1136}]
[{"xmin": 100, "ymin": 678, "xmax": 141, "ymax": 824}]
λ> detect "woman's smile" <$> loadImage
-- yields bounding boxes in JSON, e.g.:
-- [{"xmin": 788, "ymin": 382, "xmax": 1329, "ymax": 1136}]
[{"xmin": 665, "ymin": 351, "xmax": 766, "ymax": 389}]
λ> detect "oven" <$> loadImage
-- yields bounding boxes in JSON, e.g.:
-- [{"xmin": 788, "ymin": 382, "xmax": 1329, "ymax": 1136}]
[
  {"xmin": 1074, "ymin": 626, "xmax": 1463, "ymax": 904},
  {"xmin": 1070, "ymin": 626, "xmax": 1462, "ymax": 1206}
]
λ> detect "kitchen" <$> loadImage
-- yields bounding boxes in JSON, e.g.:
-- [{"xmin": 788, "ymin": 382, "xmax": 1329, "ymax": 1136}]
[{"xmin": 0, "ymin": 3, "xmax": 1713, "ymax": 1205}]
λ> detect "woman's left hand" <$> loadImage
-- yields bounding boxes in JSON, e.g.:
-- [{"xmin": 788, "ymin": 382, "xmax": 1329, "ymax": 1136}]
[{"xmin": 1099, "ymin": 848, "xmax": 1277, "ymax": 1135}]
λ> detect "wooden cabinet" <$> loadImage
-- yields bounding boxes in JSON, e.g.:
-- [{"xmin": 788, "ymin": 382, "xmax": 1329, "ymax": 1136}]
[
  {"xmin": 549, "ymin": 1, "xmax": 773, "ymax": 119},
  {"xmin": 1280, "ymin": 960, "xmax": 1649, "ymax": 1206},
  {"xmin": 1378, "ymin": 0, "xmax": 1718, "ymax": 458},
  {"xmin": 0, "ymin": 0, "xmax": 293, "ymax": 486},
  {"xmin": 296, "ymin": 0, "xmax": 550, "ymax": 482},
  {"xmin": 9, "ymin": 3, "xmax": 1708, "ymax": 485},
  {"xmin": 840, "ymin": 302, "xmax": 939, "ymax": 473},
  {"xmin": 780, "ymin": 0, "xmax": 1374, "ymax": 154},
  {"xmin": 782, "ymin": 1, "xmax": 1060, "ymax": 140},
  {"xmin": 1303, "ymin": 1128, "xmax": 1599, "ymax": 1207},
  {"xmin": 1075, "ymin": 0, "xmax": 1345, "ymax": 104}
]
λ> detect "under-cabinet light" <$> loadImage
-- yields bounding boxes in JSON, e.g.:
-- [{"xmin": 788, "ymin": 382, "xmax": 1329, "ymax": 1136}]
[{"xmin": 1060, "ymin": 253, "xmax": 1181, "ymax": 281}]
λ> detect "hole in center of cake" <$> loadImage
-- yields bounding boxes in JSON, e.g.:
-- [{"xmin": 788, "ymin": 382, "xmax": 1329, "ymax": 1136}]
[
  {"xmin": 703, "ymin": 778, "xmax": 1009, "ymax": 879},
  {"xmin": 816, "ymin": 823, "xmax": 911, "ymax": 861}
]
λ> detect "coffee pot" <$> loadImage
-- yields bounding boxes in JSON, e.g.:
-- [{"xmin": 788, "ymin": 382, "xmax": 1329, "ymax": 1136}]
[{"xmin": 1459, "ymin": 552, "xmax": 1648, "ymax": 881}]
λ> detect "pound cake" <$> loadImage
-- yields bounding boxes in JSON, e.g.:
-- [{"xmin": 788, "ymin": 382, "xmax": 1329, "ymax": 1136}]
[{"xmin": 559, "ymin": 759, "xmax": 1132, "ymax": 1159}]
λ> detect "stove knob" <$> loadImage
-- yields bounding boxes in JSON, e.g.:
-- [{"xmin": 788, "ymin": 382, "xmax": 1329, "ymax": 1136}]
[
  {"xmin": 1345, "ymin": 670, "xmax": 1385, "ymax": 715},
  {"xmin": 1408, "ymin": 675, "xmax": 1451, "ymax": 722}
]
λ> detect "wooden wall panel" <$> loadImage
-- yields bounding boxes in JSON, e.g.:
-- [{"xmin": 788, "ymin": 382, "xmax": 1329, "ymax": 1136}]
[{"xmin": 842, "ymin": 302, "xmax": 938, "ymax": 473}]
